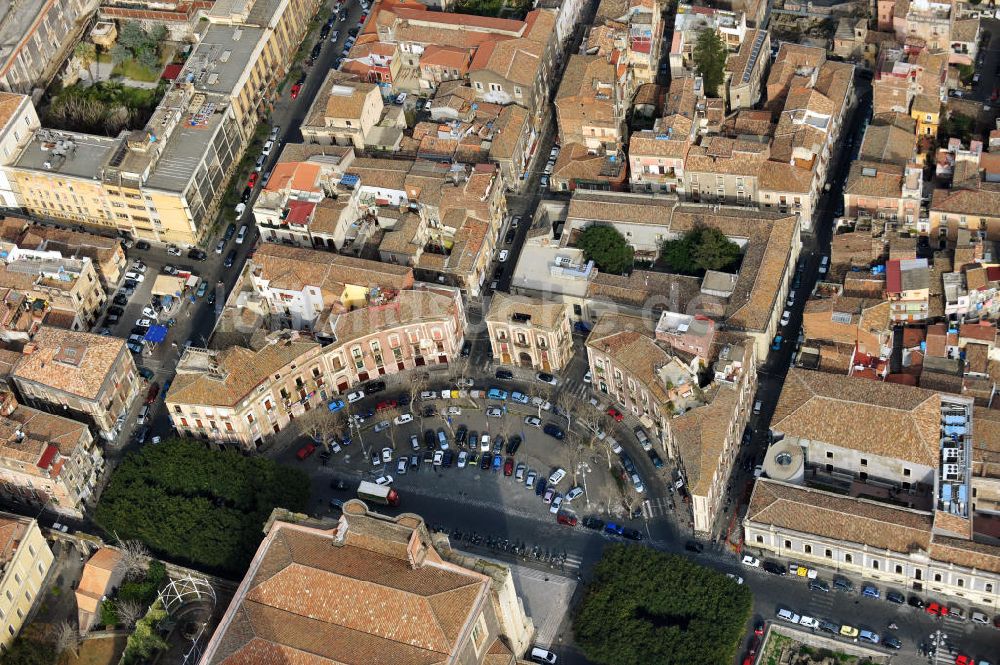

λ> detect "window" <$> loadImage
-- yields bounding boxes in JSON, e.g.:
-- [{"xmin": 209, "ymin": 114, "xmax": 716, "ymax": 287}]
[
  {"xmin": 903, "ymin": 467, "xmax": 911, "ymax": 477},
  {"xmin": 804, "ymin": 545, "xmax": 812, "ymax": 554},
  {"xmin": 826, "ymin": 451, "xmax": 833, "ymax": 459},
  {"xmin": 783, "ymin": 539, "xmax": 791, "ymax": 549},
  {"xmin": 872, "ymin": 560, "xmax": 879, "ymax": 570},
  {"xmin": 756, "ymin": 535, "xmax": 763, "ymax": 544},
  {"xmin": 934, "ymin": 573, "xmax": 942, "ymax": 582},
  {"xmin": 845, "ymin": 554, "xmax": 853, "ymax": 564},
  {"xmin": 825, "ymin": 549, "xmax": 832, "ymax": 558},
  {"xmin": 957, "ymin": 578, "xmax": 964, "ymax": 588},
  {"xmin": 861, "ymin": 458, "xmax": 868, "ymax": 466},
  {"xmin": 470, "ymin": 613, "xmax": 489, "ymax": 652},
  {"xmin": 986, "ymin": 583, "xmax": 993, "ymax": 593}
]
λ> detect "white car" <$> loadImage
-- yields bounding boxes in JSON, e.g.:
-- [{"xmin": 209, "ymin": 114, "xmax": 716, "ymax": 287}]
[
  {"xmin": 396, "ymin": 458, "xmax": 407, "ymax": 474},
  {"xmin": 374, "ymin": 474, "xmax": 393, "ymax": 486},
  {"xmin": 124, "ymin": 271, "xmax": 144, "ymax": 282},
  {"xmin": 409, "ymin": 434, "xmax": 420, "ymax": 450},
  {"xmin": 446, "ymin": 406, "xmax": 462, "ymax": 416},
  {"xmin": 395, "ymin": 92, "xmax": 408, "ymax": 105},
  {"xmin": 565, "ymin": 486, "xmax": 584, "ymax": 502},
  {"xmin": 607, "ymin": 437, "xmax": 622, "ymax": 454},
  {"xmin": 530, "ymin": 396, "xmax": 552, "ymax": 410},
  {"xmin": 347, "ymin": 390, "xmax": 365, "ymax": 403},
  {"xmin": 549, "ymin": 495, "xmax": 563, "ymax": 514},
  {"xmin": 330, "ymin": 29, "xmax": 340, "ymax": 42},
  {"xmin": 141, "ymin": 306, "xmax": 158, "ymax": 319},
  {"xmin": 741, "ymin": 555, "xmax": 761, "ymax": 567},
  {"xmin": 420, "ymin": 390, "xmax": 437, "ymax": 400},
  {"xmin": 456, "ymin": 378, "xmax": 474, "ymax": 388},
  {"xmin": 536, "ymin": 372, "xmax": 558, "ymax": 385},
  {"xmin": 380, "ymin": 446, "xmax": 393, "ymax": 462},
  {"xmin": 131, "ymin": 261, "xmax": 147, "ymax": 273},
  {"xmin": 799, "ymin": 616, "xmax": 819, "ymax": 629},
  {"xmin": 776, "ymin": 608, "xmax": 800, "ymax": 624},
  {"xmin": 524, "ymin": 416, "xmax": 541, "ymax": 428},
  {"xmin": 457, "ymin": 451, "xmax": 468, "ymax": 468},
  {"xmin": 510, "ymin": 215, "xmax": 521, "ymax": 229},
  {"xmin": 479, "ymin": 435, "xmax": 491, "ymax": 452},
  {"xmin": 433, "ymin": 450, "xmax": 444, "ymax": 466},
  {"xmin": 393, "ymin": 413, "xmax": 413, "ymax": 425},
  {"xmin": 498, "ymin": 249, "xmax": 509, "ymax": 262},
  {"xmin": 583, "ymin": 371, "xmax": 592, "ymax": 384},
  {"xmin": 374, "ymin": 420, "xmax": 391, "ymax": 433},
  {"xmin": 726, "ymin": 573, "xmax": 744, "ymax": 585},
  {"xmin": 262, "ymin": 140, "xmax": 274, "ymax": 156},
  {"xmin": 486, "ymin": 407, "xmax": 503, "ymax": 417},
  {"xmin": 136, "ymin": 318, "xmax": 153, "ymax": 327},
  {"xmin": 780, "ymin": 309, "xmax": 791, "ymax": 326},
  {"xmin": 548, "ymin": 468, "xmax": 566, "ymax": 485}
]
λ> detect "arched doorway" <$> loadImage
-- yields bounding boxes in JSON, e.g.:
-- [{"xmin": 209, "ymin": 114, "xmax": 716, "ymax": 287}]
[{"xmin": 518, "ymin": 351, "xmax": 533, "ymax": 367}]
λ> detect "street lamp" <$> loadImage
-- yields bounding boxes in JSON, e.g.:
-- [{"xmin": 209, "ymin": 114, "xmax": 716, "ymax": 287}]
[{"xmin": 927, "ymin": 629, "xmax": 947, "ymax": 661}]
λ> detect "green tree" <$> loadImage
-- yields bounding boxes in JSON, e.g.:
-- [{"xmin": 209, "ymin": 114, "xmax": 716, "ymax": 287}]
[
  {"xmin": 576, "ymin": 224, "xmax": 634, "ymax": 275},
  {"xmin": 118, "ymin": 22, "xmax": 150, "ymax": 52},
  {"xmin": 574, "ymin": 545, "xmax": 752, "ymax": 665},
  {"xmin": 660, "ymin": 227, "xmax": 742, "ymax": 275},
  {"xmin": 693, "ymin": 28, "xmax": 727, "ymax": 98},
  {"xmin": 109, "ymin": 43, "xmax": 131, "ymax": 66},
  {"xmin": 692, "ymin": 227, "xmax": 741, "ymax": 272},
  {"xmin": 74, "ymin": 41, "xmax": 97, "ymax": 82},
  {"xmin": 94, "ymin": 439, "xmax": 310, "ymax": 576}
]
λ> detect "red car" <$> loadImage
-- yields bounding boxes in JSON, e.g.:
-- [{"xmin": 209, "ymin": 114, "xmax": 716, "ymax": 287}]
[
  {"xmin": 247, "ymin": 172, "xmax": 258, "ymax": 188},
  {"xmin": 145, "ymin": 382, "xmax": 159, "ymax": 404},
  {"xmin": 359, "ymin": 13, "xmax": 367, "ymax": 23},
  {"xmin": 606, "ymin": 406, "xmax": 624, "ymax": 422},
  {"xmin": 290, "ymin": 82, "xmax": 303, "ymax": 99},
  {"xmin": 926, "ymin": 602, "xmax": 948, "ymax": 616},
  {"xmin": 296, "ymin": 443, "xmax": 316, "ymax": 460},
  {"xmin": 955, "ymin": 655, "xmax": 970, "ymax": 665},
  {"xmin": 503, "ymin": 457, "xmax": 514, "ymax": 476},
  {"xmin": 376, "ymin": 400, "xmax": 398, "ymax": 412},
  {"xmin": 556, "ymin": 513, "xmax": 577, "ymax": 526}
]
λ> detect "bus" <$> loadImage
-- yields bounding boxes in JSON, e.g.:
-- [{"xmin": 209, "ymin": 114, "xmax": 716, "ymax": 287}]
[{"xmin": 357, "ymin": 480, "xmax": 400, "ymax": 506}]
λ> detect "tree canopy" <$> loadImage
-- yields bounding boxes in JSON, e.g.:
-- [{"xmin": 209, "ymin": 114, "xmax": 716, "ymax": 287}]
[
  {"xmin": 659, "ymin": 226, "xmax": 741, "ymax": 275},
  {"xmin": 693, "ymin": 28, "xmax": 727, "ymax": 98},
  {"xmin": 573, "ymin": 545, "xmax": 752, "ymax": 665},
  {"xmin": 576, "ymin": 224, "xmax": 634, "ymax": 275},
  {"xmin": 94, "ymin": 439, "xmax": 310, "ymax": 577}
]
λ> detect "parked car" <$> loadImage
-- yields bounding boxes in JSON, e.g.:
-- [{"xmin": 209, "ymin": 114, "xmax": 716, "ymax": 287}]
[
  {"xmin": 543, "ymin": 423, "xmax": 565, "ymax": 440},
  {"xmin": 548, "ymin": 468, "xmax": 566, "ymax": 485}
]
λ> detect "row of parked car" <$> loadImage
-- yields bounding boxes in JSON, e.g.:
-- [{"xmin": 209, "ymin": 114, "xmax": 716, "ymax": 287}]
[{"xmin": 775, "ymin": 607, "xmax": 901, "ymax": 650}]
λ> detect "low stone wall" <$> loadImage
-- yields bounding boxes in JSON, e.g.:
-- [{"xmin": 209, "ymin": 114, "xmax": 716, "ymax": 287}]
[{"xmin": 756, "ymin": 622, "xmax": 892, "ymax": 664}]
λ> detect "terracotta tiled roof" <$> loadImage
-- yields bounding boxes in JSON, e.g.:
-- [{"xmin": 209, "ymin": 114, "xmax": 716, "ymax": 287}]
[
  {"xmin": 771, "ymin": 368, "xmax": 941, "ymax": 467},
  {"xmin": 206, "ymin": 512, "xmax": 492, "ymax": 665},
  {"xmin": 251, "ymin": 244, "xmax": 413, "ymax": 296},
  {"xmin": 931, "ymin": 187, "xmax": 1000, "ymax": 218},
  {"xmin": 673, "ymin": 384, "xmax": 739, "ymax": 496},
  {"xmin": 13, "ymin": 327, "xmax": 127, "ymax": 400},
  {"xmin": 489, "ymin": 104, "xmax": 529, "ymax": 161},
  {"xmin": 586, "ymin": 313, "xmax": 673, "ymax": 405},
  {"xmin": 0, "ymin": 93, "xmax": 24, "ymax": 130},
  {"xmin": 76, "ymin": 549, "xmax": 123, "ymax": 615},
  {"xmin": 747, "ymin": 479, "xmax": 933, "ymax": 554},
  {"xmin": 330, "ymin": 289, "xmax": 458, "ymax": 344},
  {"xmin": 845, "ymin": 161, "xmax": 904, "ymax": 198}
]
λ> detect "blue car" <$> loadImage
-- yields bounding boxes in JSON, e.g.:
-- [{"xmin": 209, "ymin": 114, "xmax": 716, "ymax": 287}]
[
  {"xmin": 510, "ymin": 391, "xmax": 529, "ymax": 404},
  {"xmin": 487, "ymin": 387, "xmax": 508, "ymax": 400},
  {"xmin": 492, "ymin": 454, "xmax": 503, "ymax": 471},
  {"xmin": 328, "ymin": 399, "xmax": 345, "ymax": 412},
  {"xmin": 604, "ymin": 522, "xmax": 624, "ymax": 536},
  {"xmin": 771, "ymin": 335, "xmax": 783, "ymax": 351}
]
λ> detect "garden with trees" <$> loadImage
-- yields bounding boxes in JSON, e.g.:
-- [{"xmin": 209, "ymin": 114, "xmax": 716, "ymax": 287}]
[
  {"xmin": 94, "ymin": 439, "xmax": 310, "ymax": 577},
  {"xmin": 576, "ymin": 224, "xmax": 635, "ymax": 275},
  {"xmin": 573, "ymin": 545, "xmax": 752, "ymax": 665},
  {"xmin": 659, "ymin": 226, "xmax": 742, "ymax": 276}
]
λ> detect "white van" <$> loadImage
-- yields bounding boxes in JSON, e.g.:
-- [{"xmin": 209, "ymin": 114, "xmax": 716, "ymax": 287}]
[
  {"xmin": 776, "ymin": 608, "xmax": 800, "ymax": 624},
  {"xmin": 235, "ymin": 224, "xmax": 248, "ymax": 244}
]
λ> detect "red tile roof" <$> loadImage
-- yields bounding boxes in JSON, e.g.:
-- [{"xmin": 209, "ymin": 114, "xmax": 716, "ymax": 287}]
[
  {"xmin": 886, "ymin": 259, "xmax": 901, "ymax": 293},
  {"xmin": 286, "ymin": 200, "xmax": 316, "ymax": 225}
]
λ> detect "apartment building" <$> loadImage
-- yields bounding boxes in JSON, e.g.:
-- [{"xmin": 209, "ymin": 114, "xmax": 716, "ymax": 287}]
[
  {"xmin": 0, "ymin": 390, "xmax": 103, "ymax": 518},
  {"xmin": 12, "ymin": 327, "xmax": 140, "ymax": 440},
  {"xmin": 563, "ymin": 192, "xmax": 801, "ymax": 360},
  {"xmin": 724, "ymin": 28, "xmax": 769, "ymax": 110},
  {"xmin": 2, "ymin": 0, "xmax": 322, "ymax": 245},
  {"xmin": 238, "ymin": 246, "xmax": 414, "ymax": 331},
  {"xmin": 886, "ymin": 257, "xmax": 930, "ymax": 322},
  {"xmin": 586, "ymin": 314, "xmax": 756, "ymax": 533},
  {"xmin": 0, "ymin": 514, "xmax": 53, "ymax": 651},
  {"xmin": 300, "ymin": 72, "xmax": 386, "ymax": 149},
  {"xmin": 168, "ymin": 286, "xmax": 465, "ymax": 448},
  {"xmin": 669, "ymin": 4, "xmax": 748, "ymax": 78},
  {"xmin": 167, "ymin": 332, "xmax": 325, "ymax": 449},
  {"xmin": 0, "ymin": 0, "xmax": 97, "ymax": 94},
  {"xmin": 747, "ymin": 371, "xmax": 1000, "ymax": 610},
  {"xmin": 683, "ymin": 137, "xmax": 768, "ymax": 206},
  {"xmin": 554, "ymin": 55, "xmax": 626, "ymax": 153},
  {"xmin": 8, "ymin": 222, "xmax": 128, "ymax": 286},
  {"xmin": 0, "ymin": 246, "xmax": 105, "ymax": 331},
  {"xmin": 929, "ymin": 177, "xmax": 1000, "ymax": 242},
  {"xmin": 486, "ymin": 293, "xmax": 573, "ymax": 372},
  {"xmin": 0, "ymin": 93, "xmax": 40, "ymax": 208},
  {"xmin": 889, "ymin": 0, "xmax": 952, "ymax": 50},
  {"xmin": 629, "ymin": 114, "xmax": 694, "ymax": 194},
  {"xmin": 843, "ymin": 113, "xmax": 922, "ymax": 225},
  {"xmin": 587, "ymin": 0, "xmax": 665, "ymax": 99},
  {"xmin": 799, "ymin": 297, "xmax": 891, "ymax": 374},
  {"xmin": 199, "ymin": 502, "xmax": 533, "ymax": 664}
]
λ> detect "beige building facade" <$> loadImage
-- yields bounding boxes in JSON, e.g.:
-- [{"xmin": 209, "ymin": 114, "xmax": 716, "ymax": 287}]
[
  {"xmin": 486, "ymin": 293, "xmax": 573, "ymax": 372},
  {"xmin": 12, "ymin": 327, "xmax": 141, "ymax": 440},
  {"xmin": 0, "ymin": 514, "xmax": 53, "ymax": 651}
]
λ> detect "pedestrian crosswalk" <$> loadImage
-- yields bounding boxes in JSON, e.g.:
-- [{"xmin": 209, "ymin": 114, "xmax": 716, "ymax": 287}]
[
  {"xmin": 560, "ymin": 377, "xmax": 590, "ymax": 399},
  {"xmin": 641, "ymin": 496, "xmax": 673, "ymax": 519}
]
